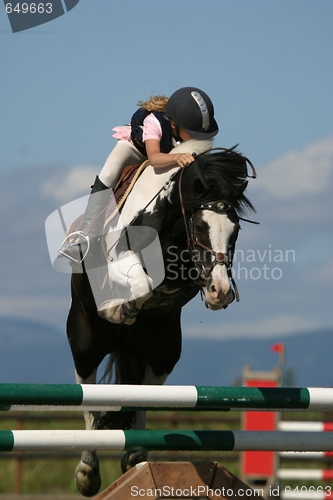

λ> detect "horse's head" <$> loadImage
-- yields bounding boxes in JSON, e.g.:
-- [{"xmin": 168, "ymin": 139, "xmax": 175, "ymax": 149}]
[
  {"xmin": 180, "ymin": 148, "xmax": 256, "ymax": 310},
  {"xmin": 189, "ymin": 202, "xmax": 239, "ymax": 309}
]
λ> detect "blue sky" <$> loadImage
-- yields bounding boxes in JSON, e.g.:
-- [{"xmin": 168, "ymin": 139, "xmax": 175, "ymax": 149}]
[
  {"xmin": 2, "ymin": 1, "xmax": 332, "ymax": 170},
  {"xmin": 0, "ymin": 1, "xmax": 332, "ymax": 344}
]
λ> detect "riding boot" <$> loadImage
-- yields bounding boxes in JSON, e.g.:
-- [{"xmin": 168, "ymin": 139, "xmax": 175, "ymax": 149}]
[{"xmin": 58, "ymin": 176, "xmax": 112, "ymax": 263}]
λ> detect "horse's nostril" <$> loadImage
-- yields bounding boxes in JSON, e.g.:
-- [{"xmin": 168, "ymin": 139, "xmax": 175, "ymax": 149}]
[{"xmin": 209, "ymin": 285, "xmax": 219, "ymax": 299}]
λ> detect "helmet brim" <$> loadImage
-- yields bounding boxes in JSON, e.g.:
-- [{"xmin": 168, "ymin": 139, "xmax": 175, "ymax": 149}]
[{"xmin": 183, "ymin": 119, "xmax": 219, "ymax": 140}]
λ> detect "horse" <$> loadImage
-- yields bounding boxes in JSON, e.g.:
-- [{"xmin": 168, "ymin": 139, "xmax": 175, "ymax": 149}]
[{"xmin": 65, "ymin": 139, "xmax": 256, "ymax": 496}]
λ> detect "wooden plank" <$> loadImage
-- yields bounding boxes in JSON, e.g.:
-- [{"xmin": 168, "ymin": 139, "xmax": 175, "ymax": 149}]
[
  {"xmin": 93, "ymin": 462, "xmax": 155, "ymax": 500},
  {"xmin": 210, "ymin": 462, "xmax": 265, "ymax": 499},
  {"xmin": 150, "ymin": 461, "xmax": 217, "ymax": 494},
  {"xmin": 94, "ymin": 461, "xmax": 265, "ymax": 499}
]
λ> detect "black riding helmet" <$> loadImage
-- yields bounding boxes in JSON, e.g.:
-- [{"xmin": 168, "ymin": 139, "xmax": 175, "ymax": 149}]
[{"xmin": 165, "ymin": 87, "xmax": 219, "ymax": 140}]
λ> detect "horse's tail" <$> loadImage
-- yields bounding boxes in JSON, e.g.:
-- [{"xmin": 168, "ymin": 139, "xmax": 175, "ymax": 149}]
[
  {"xmin": 99, "ymin": 351, "xmax": 119, "ymax": 385},
  {"xmin": 100, "ymin": 330, "xmax": 145, "ymax": 384},
  {"xmin": 96, "ymin": 331, "xmax": 143, "ymax": 430}
]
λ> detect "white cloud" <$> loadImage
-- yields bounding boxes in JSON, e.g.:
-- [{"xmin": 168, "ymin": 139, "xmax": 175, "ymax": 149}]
[
  {"xmin": 40, "ymin": 165, "xmax": 99, "ymax": 204},
  {"xmin": 253, "ymin": 135, "xmax": 333, "ymax": 199}
]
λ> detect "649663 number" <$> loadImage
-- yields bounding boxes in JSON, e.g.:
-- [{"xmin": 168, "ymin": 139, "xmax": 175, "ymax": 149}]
[
  {"xmin": 284, "ymin": 485, "xmax": 332, "ymax": 496},
  {"xmin": 5, "ymin": 3, "xmax": 53, "ymax": 14}
]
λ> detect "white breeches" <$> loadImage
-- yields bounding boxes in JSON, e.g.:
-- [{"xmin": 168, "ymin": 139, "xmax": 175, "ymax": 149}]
[{"xmin": 99, "ymin": 140, "xmax": 146, "ymax": 188}]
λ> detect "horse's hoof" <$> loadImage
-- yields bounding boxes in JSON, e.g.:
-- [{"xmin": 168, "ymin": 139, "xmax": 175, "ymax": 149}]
[
  {"xmin": 120, "ymin": 299, "xmax": 140, "ymax": 325},
  {"xmin": 98, "ymin": 298, "xmax": 139, "ymax": 325},
  {"xmin": 121, "ymin": 450, "xmax": 149, "ymax": 473},
  {"xmin": 98, "ymin": 298, "xmax": 124, "ymax": 324},
  {"xmin": 75, "ymin": 452, "xmax": 101, "ymax": 497}
]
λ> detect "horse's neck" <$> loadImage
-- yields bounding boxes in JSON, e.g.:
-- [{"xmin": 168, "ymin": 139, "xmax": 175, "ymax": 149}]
[{"xmin": 112, "ymin": 139, "xmax": 213, "ymax": 229}]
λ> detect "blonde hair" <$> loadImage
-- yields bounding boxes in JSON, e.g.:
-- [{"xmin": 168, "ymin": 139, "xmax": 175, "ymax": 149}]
[{"xmin": 137, "ymin": 95, "xmax": 169, "ymax": 113}]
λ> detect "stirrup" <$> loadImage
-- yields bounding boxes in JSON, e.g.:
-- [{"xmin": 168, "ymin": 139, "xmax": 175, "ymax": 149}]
[{"xmin": 58, "ymin": 231, "xmax": 90, "ymax": 264}]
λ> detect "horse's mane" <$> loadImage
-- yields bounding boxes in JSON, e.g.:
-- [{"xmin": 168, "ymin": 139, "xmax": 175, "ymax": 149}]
[{"xmin": 180, "ymin": 147, "xmax": 255, "ymax": 215}]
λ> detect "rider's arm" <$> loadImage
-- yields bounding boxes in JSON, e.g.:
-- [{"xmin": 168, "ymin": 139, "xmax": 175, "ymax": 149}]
[
  {"xmin": 143, "ymin": 113, "xmax": 194, "ymax": 169},
  {"xmin": 145, "ymin": 139, "xmax": 195, "ymax": 169}
]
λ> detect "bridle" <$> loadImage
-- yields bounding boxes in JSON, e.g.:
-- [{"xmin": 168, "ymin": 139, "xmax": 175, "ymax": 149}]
[
  {"xmin": 191, "ymin": 202, "xmax": 238, "ymax": 288},
  {"xmin": 179, "ymin": 180, "xmax": 240, "ymax": 302},
  {"xmin": 177, "ymin": 147, "xmax": 257, "ymax": 302}
]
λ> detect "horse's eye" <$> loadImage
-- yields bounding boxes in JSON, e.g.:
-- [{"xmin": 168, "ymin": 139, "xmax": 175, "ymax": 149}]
[{"xmin": 195, "ymin": 225, "xmax": 204, "ymax": 235}]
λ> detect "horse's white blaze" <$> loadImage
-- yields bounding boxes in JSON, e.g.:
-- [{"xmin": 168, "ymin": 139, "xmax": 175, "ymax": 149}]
[{"xmin": 202, "ymin": 211, "xmax": 235, "ymax": 306}]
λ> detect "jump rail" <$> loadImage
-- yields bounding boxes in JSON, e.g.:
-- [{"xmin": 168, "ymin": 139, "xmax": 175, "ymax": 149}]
[
  {"xmin": 1, "ymin": 384, "xmax": 333, "ymax": 412},
  {"xmin": 278, "ymin": 421, "xmax": 333, "ymax": 431},
  {"xmin": 280, "ymin": 451, "xmax": 333, "ymax": 459},
  {"xmin": 278, "ymin": 468, "xmax": 333, "ymax": 480},
  {"xmin": 0, "ymin": 430, "xmax": 332, "ymax": 452}
]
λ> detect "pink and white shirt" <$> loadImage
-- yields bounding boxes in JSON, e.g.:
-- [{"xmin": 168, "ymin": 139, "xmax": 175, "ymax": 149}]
[{"xmin": 112, "ymin": 113, "xmax": 163, "ymax": 144}]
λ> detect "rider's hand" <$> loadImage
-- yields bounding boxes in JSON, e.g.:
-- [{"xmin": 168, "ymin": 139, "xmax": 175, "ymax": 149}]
[{"xmin": 176, "ymin": 153, "xmax": 196, "ymax": 168}]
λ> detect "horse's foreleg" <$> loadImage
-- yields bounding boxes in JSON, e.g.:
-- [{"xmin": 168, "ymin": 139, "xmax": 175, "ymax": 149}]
[
  {"xmin": 74, "ymin": 369, "xmax": 101, "ymax": 497},
  {"xmin": 120, "ymin": 409, "xmax": 148, "ymax": 474},
  {"xmin": 98, "ymin": 253, "xmax": 153, "ymax": 325}
]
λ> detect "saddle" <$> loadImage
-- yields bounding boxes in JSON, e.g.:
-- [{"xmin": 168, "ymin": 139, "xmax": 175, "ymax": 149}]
[
  {"xmin": 66, "ymin": 160, "xmax": 150, "ymax": 236},
  {"xmin": 104, "ymin": 160, "xmax": 149, "ymax": 224}
]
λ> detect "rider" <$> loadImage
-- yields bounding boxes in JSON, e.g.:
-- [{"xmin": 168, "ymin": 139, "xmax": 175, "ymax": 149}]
[{"xmin": 59, "ymin": 87, "xmax": 219, "ymax": 263}]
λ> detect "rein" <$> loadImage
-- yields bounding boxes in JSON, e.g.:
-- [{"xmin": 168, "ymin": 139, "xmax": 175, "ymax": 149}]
[
  {"xmin": 105, "ymin": 167, "xmax": 183, "ymax": 259},
  {"xmin": 108, "ymin": 146, "xmax": 257, "ymax": 252}
]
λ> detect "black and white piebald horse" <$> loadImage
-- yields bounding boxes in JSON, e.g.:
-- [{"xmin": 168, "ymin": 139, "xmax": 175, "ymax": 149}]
[{"xmin": 66, "ymin": 139, "xmax": 256, "ymax": 496}]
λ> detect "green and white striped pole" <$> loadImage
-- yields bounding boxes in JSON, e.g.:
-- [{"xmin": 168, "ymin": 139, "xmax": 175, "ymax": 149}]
[
  {"xmin": 0, "ymin": 430, "xmax": 332, "ymax": 452},
  {"xmin": 1, "ymin": 384, "xmax": 333, "ymax": 412}
]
